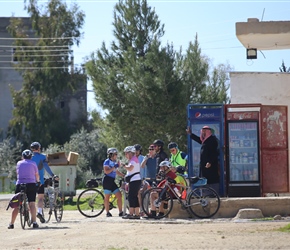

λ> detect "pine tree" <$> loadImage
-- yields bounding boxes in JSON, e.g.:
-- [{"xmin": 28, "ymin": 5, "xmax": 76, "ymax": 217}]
[{"xmin": 86, "ymin": 0, "xmax": 229, "ymax": 151}]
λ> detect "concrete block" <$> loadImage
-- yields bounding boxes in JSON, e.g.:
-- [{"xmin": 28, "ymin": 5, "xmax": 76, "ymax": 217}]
[
  {"xmin": 168, "ymin": 197, "xmax": 290, "ymax": 219},
  {"xmin": 233, "ymin": 208, "xmax": 264, "ymax": 220}
]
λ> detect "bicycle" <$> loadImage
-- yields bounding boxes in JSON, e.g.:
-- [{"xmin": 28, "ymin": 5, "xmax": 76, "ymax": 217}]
[
  {"xmin": 141, "ymin": 176, "xmax": 220, "ymax": 219},
  {"xmin": 42, "ymin": 176, "xmax": 63, "ymax": 223},
  {"xmin": 77, "ymin": 178, "xmax": 128, "ymax": 218},
  {"xmin": 19, "ymin": 183, "xmax": 32, "ymax": 229}
]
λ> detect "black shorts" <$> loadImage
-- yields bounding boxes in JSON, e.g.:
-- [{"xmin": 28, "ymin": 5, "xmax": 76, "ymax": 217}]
[
  {"xmin": 102, "ymin": 176, "xmax": 119, "ymax": 193},
  {"xmin": 37, "ymin": 184, "xmax": 45, "ymax": 194},
  {"xmin": 15, "ymin": 183, "xmax": 37, "ymax": 202}
]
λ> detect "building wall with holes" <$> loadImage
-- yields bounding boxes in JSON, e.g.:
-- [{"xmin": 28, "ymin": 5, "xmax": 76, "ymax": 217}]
[{"xmin": 0, "ymin": 17, "xmax": 87, "ymax": 139}]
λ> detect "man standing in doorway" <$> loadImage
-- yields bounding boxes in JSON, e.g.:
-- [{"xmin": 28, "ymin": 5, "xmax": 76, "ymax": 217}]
[{"xmin": 186, "ymin": 126, "xmax": 220, "ymax": 194}]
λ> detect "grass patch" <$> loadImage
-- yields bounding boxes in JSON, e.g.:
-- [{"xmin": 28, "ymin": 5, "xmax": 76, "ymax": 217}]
[
  {"xmin": 63, "ymin": 197, "xmax": 78, "ymax": 210},
  {"xmin": 251, "ymin": 217, "xmax": 274, "ymax": 221},
  {"xmin": 278, "ymin": 224, "xmax": 290, "ymax": 233}
]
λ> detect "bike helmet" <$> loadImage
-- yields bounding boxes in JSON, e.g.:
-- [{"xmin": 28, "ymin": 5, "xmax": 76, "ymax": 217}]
[
  {"xmin": 22, "ymin": 149, "xmax": 33, "ymax": 159},
  {"xmin": 124, "ymin": 146, "xmax": 136, "ymax": 153},
  {"xmin": 107, "ymin": 148, "xmax": 118, "ymax": 155},
  {"xmin": 159, "ymin": 160, "xmax": 171, "ymax": 168},
  {"xmin": 153, "ymin": 139, "xmax": 164, "ymax": 147},
  {"xmin": 30, "ymin": 141, "xmax": 41, "ymax": 150},
  {"xmin": 168, "ymin": 142, "xmax": 178, "ymax": 149},
  {"xmin": 134, "ymin": 144, "xmax": 142, "ymax": 151}
]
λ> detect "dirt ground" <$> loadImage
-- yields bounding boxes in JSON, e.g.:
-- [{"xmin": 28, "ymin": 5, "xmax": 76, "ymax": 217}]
[{"xmin": 1, "ymin": 199, "xmax": 290, "ymax": 250}]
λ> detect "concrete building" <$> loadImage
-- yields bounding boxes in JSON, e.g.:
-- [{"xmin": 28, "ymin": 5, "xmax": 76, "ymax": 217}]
[
  {"xmin": 232, "ymin": 19, "xmax": 290, "ymax": 193},
  {"xmin": 0, "ymin": 17, "xmax": 87, "ymax": 138},
  {"xmin": 236, "ymin": 18, "xmax": 290, "ymax": 59}
]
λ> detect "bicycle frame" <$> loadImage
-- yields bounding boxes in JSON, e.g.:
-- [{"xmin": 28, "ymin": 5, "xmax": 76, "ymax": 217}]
[
  {"xmin": 141, "ymin": 176, "xmax": 220, "ymax": 219},
  {"xmin": 19, "ymin": 184, "xmax": 32, "ymax": 229},
  {"xmin": 43, "ymin": 177, "xmax": 63, "ymax": 223}
]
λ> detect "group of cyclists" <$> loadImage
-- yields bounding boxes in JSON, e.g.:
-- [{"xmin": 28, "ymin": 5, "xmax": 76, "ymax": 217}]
[
  {"xmin": 8, "ymin": 142, "xmax": 56, "ymax": 229},
  {"xmin": 102, "ymin": 139, "xmax": 188, "ymax": 219}
]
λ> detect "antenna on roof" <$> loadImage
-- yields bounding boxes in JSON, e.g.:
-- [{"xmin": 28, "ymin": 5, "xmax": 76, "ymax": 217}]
[{"xmin": 261, "ymin": 8, "xmax": 265, "ymax": 21}]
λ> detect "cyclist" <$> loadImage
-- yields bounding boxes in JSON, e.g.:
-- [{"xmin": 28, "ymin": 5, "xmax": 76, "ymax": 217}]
[
  {"xmin": 134, "ymin": 144, "xmax": 145, "ymax": 178},
  {"xmin": 152, "ymin": 139, "xmax": 168, "ymax": 173},
  {"xmin": 8, "ymin": 149, "xmax": 40, "ymax": 229},
  {"xmin": 168, "ymin": 142, "xmax": 187, "ymax": 169},
  {"xmin": 141, "ymin": 144, "xmax": 158, "ymax": 183},
  {"xmin": 147, "ymin": 161, "xmax": 185, "ymax": 218},
  {"xmin": 122, "ymin": 146, "xmax": 142, "ymax": 219},
  {"xmin": 102, "ymin": 148, "xmax": 124, "ymax": 217},
  {"xmin": 30, "ymin": 141, "xmax": 56, "ymax": 223}
]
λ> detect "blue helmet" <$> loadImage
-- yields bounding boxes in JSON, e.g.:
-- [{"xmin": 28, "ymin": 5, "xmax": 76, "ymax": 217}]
[{"xmin": 30, "ymin": 142, "xmax": 41, "ymax": 150}]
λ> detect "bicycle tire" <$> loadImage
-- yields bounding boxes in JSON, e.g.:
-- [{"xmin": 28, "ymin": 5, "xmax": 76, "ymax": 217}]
[
  {"xmin": 77, "ymin": 188, "xmax": 105, "ymax": 218},
  {"xmin": 42, "ymin": 194, "xmax": 52, "ymax": 223},
  {"xmin": 141, "ymin": 187, "xmax": 173, "ymax": 219},
  {"xmin": 54, "ymin": 193, "xmax": 64, "ymax": 222},
  {"xmin": 19, "ymin": 204, "xmax": 26, "ymax": 229},
  {"xmin": 187, "ymin": 186, "xmax": 220, "ymax": 219},
  {"xmin": 26, "ymin": 200, "xmax": 32, "ymax": 227},
  {"xmin": 19, "ymin": 194, "xmax": 27, "ymax": 229}
]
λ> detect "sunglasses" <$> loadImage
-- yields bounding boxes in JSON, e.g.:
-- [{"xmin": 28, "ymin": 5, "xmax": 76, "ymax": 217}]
[{"xmin": 149, "ymin": 149, "xmax": 154, "ymax": 151}]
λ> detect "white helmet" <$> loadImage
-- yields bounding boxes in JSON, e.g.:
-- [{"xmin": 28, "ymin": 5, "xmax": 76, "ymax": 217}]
[
  {"xmin": 159, "ymin": 160, "xmax": 171, "ymax": 168},
  {"xmin": 124, "ymin": 146, "xmax": 136, "ymax": 153},
  {"xmin": 107, "ymin": 148, "xmax": 118, "ymax": 155}
]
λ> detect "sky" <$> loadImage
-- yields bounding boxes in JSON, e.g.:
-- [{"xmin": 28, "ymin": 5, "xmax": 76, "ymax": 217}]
[{"xmin": 1, "ymin": 0, "xmax": 290, "ymax": 112}]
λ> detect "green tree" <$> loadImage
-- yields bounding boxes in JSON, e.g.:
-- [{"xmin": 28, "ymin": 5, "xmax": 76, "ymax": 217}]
[
  {"xmin": 0, "ymin": 138, "xmax": 22, "ymax": 179},
  {"xmin": 7, "ymin": 0, "xmax": 85, "ymax": 148},
  {"xmin": 279, "ymin": 60, "xmax": 290, "ymax": 72},
  {"xmin": 86, "ymin": 0, "xmax": 229, "ymax": 151}
]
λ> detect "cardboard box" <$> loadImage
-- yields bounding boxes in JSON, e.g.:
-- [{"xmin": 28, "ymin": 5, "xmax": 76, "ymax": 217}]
[
  {"xmin": 47, "ymin": 152, "xmax": 68, "ymax": 165},
  {"xmin": 67, "ymin": 151, "xmax": 79, "ymax": 165}
]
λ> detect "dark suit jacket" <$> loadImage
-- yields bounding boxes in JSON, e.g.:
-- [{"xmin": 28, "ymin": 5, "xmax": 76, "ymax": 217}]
[{"xmin": 190, "ymin": 133, "xmax": 219, "ymax": 184}]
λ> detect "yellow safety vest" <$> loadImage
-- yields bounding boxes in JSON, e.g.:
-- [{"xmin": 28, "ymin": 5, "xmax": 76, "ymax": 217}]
[{"xmin": 170, "ymin": 150, "xmax": 186, "ymax": 167}]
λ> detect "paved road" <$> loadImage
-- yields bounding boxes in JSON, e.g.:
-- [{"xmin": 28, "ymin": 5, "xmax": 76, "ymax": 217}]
[{"xmin": 0, "ymin": 189, "xmax": 82, "ymax": 201}]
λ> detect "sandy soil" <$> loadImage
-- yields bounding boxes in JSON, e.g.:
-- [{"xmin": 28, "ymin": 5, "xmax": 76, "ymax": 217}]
[{"xmin": 1, "ymin": 199, "xmax": 290, "ymax": 250}]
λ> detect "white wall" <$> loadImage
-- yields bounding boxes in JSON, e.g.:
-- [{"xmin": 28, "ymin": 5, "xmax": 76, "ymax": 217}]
[
  {"xmin": 230, "ymin": 72, "xmax": 290, "ymax": 105},
  {"xmin": 230, "ymin": 72, "xmax": 290, "ymax": 190}
]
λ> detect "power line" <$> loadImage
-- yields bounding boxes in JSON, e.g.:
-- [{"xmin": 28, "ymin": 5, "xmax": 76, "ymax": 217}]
[
  {"xmin": 0, "ymin": 37, "xmax": 76, "ymax": 40},
  {"xmin": 0, "ymin": 45, "xmax": 70, "ymax": 48},
  {"xmin": 1, "ymin": 54, "xmax": 69, "ymax": 57},
  {"xmin": 0, "ymin": 60, "xmax": 70, "ymax": 63},
  {"xmin": 0, "ymin": 49, "xmax": 72, "ymax": 53},
  {"xmin": 0, "ymin": 67, "xmax": 70, "ymax": 69}
]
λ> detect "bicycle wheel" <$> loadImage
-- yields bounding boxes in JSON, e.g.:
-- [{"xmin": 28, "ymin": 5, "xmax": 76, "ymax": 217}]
[
  {"xmin": 141, "ymin": 187, "xmax": 173, "ymax": 219},
  {"xmin": 42, "ymin": 194, "xmax": 52, "ymax": 223},
  {"xmin": 77, "ymin": 188, "xmax": 105, "ymax": 218},
  {"xmin": 19, "ymin": 204, "xmax": 26, "ymax": 229},
  {"xmin": 26, "ymin": 200, "xmax": 32, "ymax": 227},
  {"xmin": 187, "ymin": 186, "xmax": 220, "ymax": 219},
  {"xmin": 54, "ymin": 193, "xmax": 64, "ymax": 222}
]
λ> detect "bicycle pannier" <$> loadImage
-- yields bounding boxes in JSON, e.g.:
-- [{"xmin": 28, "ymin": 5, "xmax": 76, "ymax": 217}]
[{"xmin": 6, "ymin": 192, "xmax": 21, "ymax": 210}]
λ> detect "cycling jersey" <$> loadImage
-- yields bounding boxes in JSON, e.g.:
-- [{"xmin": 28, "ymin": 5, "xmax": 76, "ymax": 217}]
[
  {"xmin": 32, "ymin": 152, "xmax": 54, "ymax": 185},
  {"xmin": 16, "ymin": 159, "xmax": 38, "ymax": 184},
  {"xmin": 103, "ymin": 158, "xmax": 119, "ymax": 178}
]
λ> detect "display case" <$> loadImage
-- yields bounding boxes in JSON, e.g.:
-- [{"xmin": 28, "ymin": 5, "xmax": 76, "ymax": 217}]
[{"xmin": 228, "ymin": 122, "xmax": 259, "ymax": 182}]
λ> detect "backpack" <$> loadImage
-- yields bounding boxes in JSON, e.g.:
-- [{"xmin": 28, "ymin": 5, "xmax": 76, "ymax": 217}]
[{"xmin": 6, "ymin": 192, "xmax": 21, "ymax": 210}]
